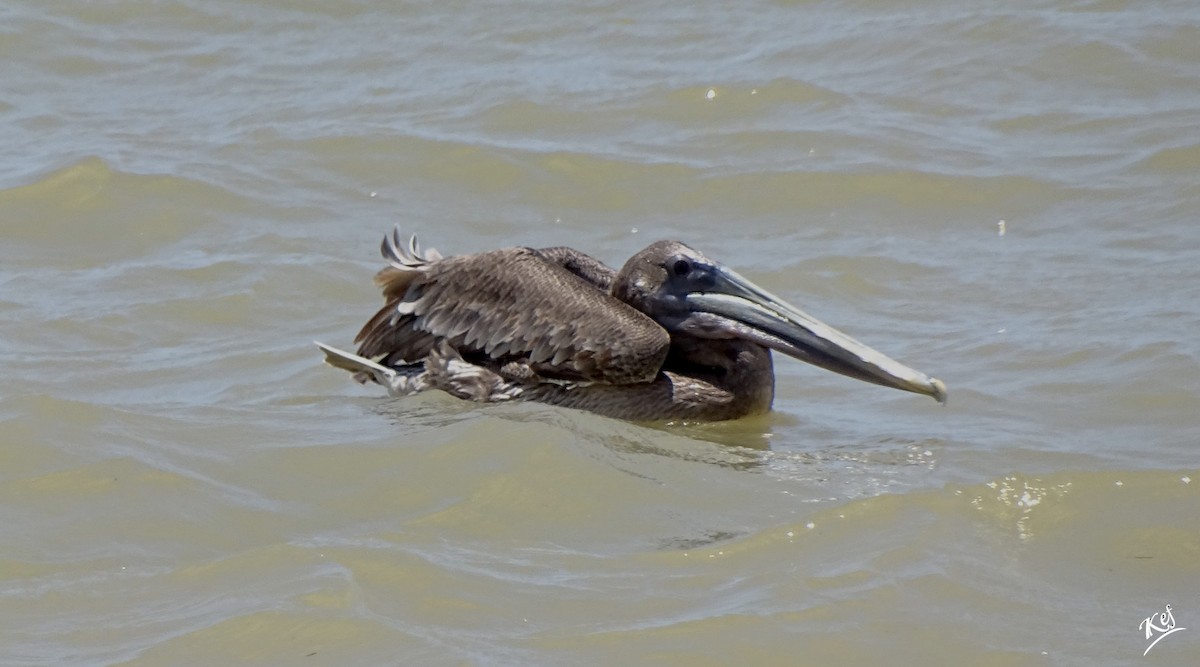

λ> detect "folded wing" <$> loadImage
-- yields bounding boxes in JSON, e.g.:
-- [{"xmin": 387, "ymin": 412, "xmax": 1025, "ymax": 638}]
[{"xmin": 354, "ymin": 230, "xmax": 669, "ymax": 385}]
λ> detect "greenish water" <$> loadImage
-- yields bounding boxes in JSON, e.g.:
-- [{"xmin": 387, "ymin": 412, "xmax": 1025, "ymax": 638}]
[{"xmin": 1, "ymin": 1, "xmax": 1198, "ymax": 665}]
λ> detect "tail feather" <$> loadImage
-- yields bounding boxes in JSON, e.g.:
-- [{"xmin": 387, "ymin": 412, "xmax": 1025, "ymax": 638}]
[
  {"xmin": 316, "ymin": 342, "xmax": 392, "ymax": 380},
  {"xmin": 316, "ymin": 341, "xmax": 432, "ymax": 397},
  {"xmin": 317, "ymin": 340, "xmax": 528, "ymax": 402}
]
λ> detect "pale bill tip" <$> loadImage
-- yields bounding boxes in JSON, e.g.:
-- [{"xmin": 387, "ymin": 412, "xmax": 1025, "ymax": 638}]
[{"xmin": 929, "ymin": 377, "xmax": 948, "ymax": 405}]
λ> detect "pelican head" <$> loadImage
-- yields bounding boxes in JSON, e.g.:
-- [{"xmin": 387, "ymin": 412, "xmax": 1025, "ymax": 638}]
[{"xmin": 613, "ymin": 241, "xmax": 947, "ymax": 403}]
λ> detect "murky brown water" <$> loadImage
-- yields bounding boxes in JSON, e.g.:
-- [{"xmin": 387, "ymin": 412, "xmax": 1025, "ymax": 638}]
[{"xmin": 2, "ymin": 1, "xmax": 1199, "ymax": 665}]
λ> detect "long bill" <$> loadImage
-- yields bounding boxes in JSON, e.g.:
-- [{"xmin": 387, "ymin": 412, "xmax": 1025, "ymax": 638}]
[{"xmin": 684, "ymin": 266, "xmax": 947, "ymax": 404}]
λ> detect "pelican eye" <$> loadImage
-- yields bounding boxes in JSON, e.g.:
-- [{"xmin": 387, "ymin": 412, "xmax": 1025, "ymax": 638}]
[{"xmin": 672, "ymin": 259, "xmax": 690, "ymax": 276}]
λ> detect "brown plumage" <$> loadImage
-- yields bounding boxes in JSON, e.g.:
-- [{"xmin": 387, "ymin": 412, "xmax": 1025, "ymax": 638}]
[
  {"xmin": 318, "ymin": 228, "xmax": 947, "ymax": 422},
  {"xmin": 355, "ymin": 244, "xmax": 666, "ymax": 386}
]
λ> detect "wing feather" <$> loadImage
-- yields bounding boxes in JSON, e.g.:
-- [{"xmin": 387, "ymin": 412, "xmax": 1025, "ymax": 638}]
[{"xmin": 355, "ymin": 234, "xmax": 668, "ymax": 385}]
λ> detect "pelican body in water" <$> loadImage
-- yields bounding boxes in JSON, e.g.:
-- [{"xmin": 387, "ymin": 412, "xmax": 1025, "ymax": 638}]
[{"xmin": 318, "ymin": 229, "xmax": 946, "ymax": 421}]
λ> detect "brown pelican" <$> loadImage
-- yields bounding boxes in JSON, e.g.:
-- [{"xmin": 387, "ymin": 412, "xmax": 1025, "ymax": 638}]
[{"xmin": 317, "ymin": 228, "xmax": 946, "ymax": 421}]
